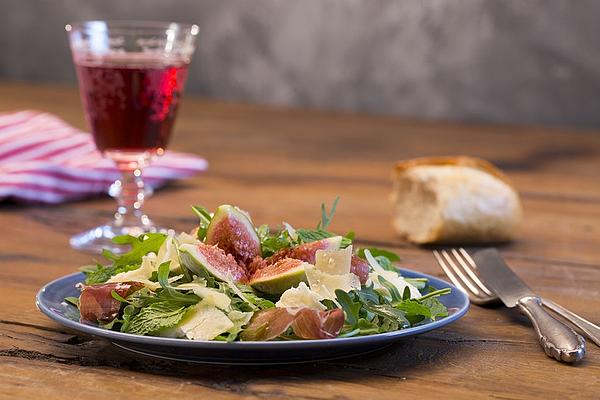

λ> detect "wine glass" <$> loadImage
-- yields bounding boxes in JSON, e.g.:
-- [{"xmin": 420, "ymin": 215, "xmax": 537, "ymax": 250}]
[{"xmin": 66, "ymin": 21, "xmax": 198, "ymax": 253}]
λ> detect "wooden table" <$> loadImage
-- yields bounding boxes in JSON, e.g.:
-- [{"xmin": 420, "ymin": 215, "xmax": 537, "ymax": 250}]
[{"xmin": 1, "ymin": 82, "xmax": 599, "ymax": 399}]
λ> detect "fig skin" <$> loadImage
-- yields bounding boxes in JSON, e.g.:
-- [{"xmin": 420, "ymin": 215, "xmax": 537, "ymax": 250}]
[
  {"xmin": 180, "ymin": 242, "xmax": 248, "ymax": 283},
  {"xmin": 205, "ymin": 205, "xmax": 261, "ymax": 267}
]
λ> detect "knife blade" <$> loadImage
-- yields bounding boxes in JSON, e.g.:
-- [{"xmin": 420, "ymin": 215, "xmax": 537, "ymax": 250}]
[
  {"xmin": 472, "ymin": 248, "xmax": 534, "ymax": 307},
  {"xmin": 471, "ymin": 248, "xmax": 585, "ymax": 362}
]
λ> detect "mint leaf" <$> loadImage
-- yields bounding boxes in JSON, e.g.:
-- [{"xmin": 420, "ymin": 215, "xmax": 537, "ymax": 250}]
[
  {"xmin": 124, "ymin": 301, "xmax": 188, "ymax": 335},
  {"xmin": 296, "ymin": 229, "xmax": 352, "ymax": 248},
  {"xmin": 257, "ymin": 224, "xmax": 294, "ymax": 258},
  {"xmin": 81, "ymin": 263, "xmax": 140, "ymax": 285},
  {"xmin": 120, "ymin": 304, "xmax": 138, "ymax": 332}
]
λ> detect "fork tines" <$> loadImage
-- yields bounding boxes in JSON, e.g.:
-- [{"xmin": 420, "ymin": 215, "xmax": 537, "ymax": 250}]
[{"xmin": 433, "ymin": 248, "xmax": 495, "ymax": 304}]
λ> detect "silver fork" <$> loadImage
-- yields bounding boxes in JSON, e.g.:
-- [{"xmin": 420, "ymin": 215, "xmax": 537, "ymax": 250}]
[{"xmin": 434, "ymin": 248, "xmax": 600, "ymax": 347}]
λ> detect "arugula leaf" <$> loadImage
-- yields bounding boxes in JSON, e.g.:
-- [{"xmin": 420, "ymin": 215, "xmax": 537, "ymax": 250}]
[
  {"xmin": 105, "ymin": 233, "xmax": 167, "ymax": 268},
  {"xmin": 64, "ymin": 296, "xmax": 79, "ymax": 307},
  {"xmin": 366, "ymin": 304, "xmax": 409, "ymax": 328},
  {"xmin": 335, "ymin": 276, "xmax": 450, "ymax": 336},
  {"xmin": 394, "ymin": 300, "xmax": 432, "ymax": 325},
  {"xmin": 335, "ymin": 289, "xmax": 362, "ymax": 326},
  {"xmin": 156, "ymin": 262, "xmax": 201, "ymax": 305},
  {"xmin": 192, "ymin": 205, "xmax": 212, "ymax": 240},
  {"xmin": 404, "ymin": 278, "xmax": 428, "ymax": 290},
  {"xmin": 124, "ymin": 301, "xmax": 188, "ymax": 335},
  {"xmin": 317, "ymin": 196, "xmax": 340, "ymax": 230},
  {"xmin": 418, "ymin": 287, "xmax": 452, "ymax": 302},
  {"xmin": 228, "ymin": 283, "xmax": 275, "ymax": 310},
  {"xmin": 98, "ymin": 318, "xmax": 118, "ymax": 330},
  {"xmin": 421, "ymin": 297, "xmax": 449, "ymax": 320},
  {"xmin": 81, "ymin": 263, "xmax": 140, "ymax": 285},
  {"xmin": 377, "ymin": 275, "xmax": 402, "ymax": 302},
  {"xmin": 356, "ymin": 318, "xmax": 380, "ymax": 335},
  {"xmin": 110, "ymin": 290, "xmax": 130, "ymax": 304},
  {"xmin": 358, "ymin": 247, "xmax": 401, "ymax": 262}
]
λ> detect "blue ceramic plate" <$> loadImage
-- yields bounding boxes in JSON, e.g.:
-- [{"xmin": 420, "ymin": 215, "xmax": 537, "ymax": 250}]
[{"xmin": 36, "ymin": 269, "xmax": 469, "ymax": 364}]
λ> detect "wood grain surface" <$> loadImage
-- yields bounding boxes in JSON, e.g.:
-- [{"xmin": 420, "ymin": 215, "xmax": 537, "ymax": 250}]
[{"xmin": 0, "ymin": 81, "xmax": 599, "ymax": 399}]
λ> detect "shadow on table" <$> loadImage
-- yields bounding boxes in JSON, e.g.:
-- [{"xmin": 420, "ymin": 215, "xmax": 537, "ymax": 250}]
[{"xmin": 74, "ymin": 333, "xmax": 478, "ymax": 386}]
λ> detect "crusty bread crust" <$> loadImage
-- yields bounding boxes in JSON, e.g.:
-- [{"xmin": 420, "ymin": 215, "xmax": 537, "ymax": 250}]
[
  {"xmin": 391, "ymin": 156, "xmax": 522, "ymax": 244},
  {"xmin": 394, "ymin": 156, "xmax": 513, "ymax": 186}
]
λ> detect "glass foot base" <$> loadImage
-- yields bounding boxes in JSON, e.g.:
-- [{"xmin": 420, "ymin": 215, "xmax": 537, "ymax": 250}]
[{"xmin": 70, "ymin": 223, "xmax": 174, "ymax": 254}]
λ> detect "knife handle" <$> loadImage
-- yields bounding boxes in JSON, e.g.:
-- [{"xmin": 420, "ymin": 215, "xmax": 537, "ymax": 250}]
[
  {"xmin": 542, "ymin": 299, "xmax": 600, "ymax": 348},
  {"xmin": 518, "ymin": 296, "xmax": 586, "ymax": 363}
]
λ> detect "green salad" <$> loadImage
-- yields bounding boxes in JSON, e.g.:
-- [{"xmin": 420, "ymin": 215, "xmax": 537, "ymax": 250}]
[{"xmin": 67, "ymin": 199, "xmax": 450, "ymax": 341}]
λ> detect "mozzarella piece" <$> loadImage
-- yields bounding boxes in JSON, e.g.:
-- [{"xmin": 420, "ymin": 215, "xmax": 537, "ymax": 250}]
[
  {"xmin": 276, "ymin": 282, "xmax": 326, "ymax": 312},
  {"xmin": 228, "ymin": 310, "xmax": 253, "ymax": 329},
  {"xmin": 305, "ymin": 265, "xmax": 361, "ymax": 300},
  {"xmin": 107, "ymin": 252, "xmax": 161, "ymax": 289},
  {"xmin": 176, "ymin": 232, "xmax": 200, "ymax": 245},
  {"xmin": 315, "ymin": 245, "xmax": 352, "ymax": 275},
  {"xmin": 156, "ymin": 235, "xmax": 181, "ymax": 272},
  {"xmin": 175, "ymin": 283, "xmax": 231, "ymax": 310},
  {"xmin": 165, "ymin": 304, "xmax": 234, "ymax": 340}
]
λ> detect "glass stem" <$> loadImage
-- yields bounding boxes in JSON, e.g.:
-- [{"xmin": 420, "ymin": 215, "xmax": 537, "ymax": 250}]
[{"xmin": 109, "ymin": 158, "xmax": 153, "ymax": 230}]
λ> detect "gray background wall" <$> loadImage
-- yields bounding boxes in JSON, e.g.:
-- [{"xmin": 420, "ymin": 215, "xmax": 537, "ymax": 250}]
[{"xmin": 1, "ymin": 0, "xmax": 599, "ymax": 129}]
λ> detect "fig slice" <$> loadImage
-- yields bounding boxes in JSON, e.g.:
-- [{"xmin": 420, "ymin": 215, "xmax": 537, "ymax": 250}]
[
  {"xmin": 205, "ymin": 205, "xmax": 261, "ymax": 267},
  {"xmin": 250, "ymin": 258, "xmax": 311, "ymax": 295},
  {"xmin": 249, "ymin": 236, "xmax": 343, "ymax": 274},
  {"xmin": 179, "ymin": 242, "xmax": 247, "ymax": 283}
]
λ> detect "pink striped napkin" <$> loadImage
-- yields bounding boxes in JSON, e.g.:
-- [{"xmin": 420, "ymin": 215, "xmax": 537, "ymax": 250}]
[{"xmin": 0, "ymin": 111, "xmax": 208, "ymax": 204}]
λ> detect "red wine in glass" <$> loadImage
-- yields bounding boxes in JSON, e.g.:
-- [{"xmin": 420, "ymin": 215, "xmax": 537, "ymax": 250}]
[
  {"xmin": 75, "ymin": 54, "xmax": 190, "ymax": 153},
  {"xmin": 66, "ymin": 21, "xmax": 198, "ymax": 254}
]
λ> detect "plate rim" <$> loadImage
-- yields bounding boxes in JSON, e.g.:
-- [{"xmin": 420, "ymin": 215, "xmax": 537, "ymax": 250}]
[{"xmin": 36, "ymin": 268, "xmax": 469, "ymax": 349}]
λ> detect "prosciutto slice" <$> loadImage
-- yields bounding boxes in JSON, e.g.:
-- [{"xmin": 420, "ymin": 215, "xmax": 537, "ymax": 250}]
[
  {"xmin": 291, "ymin": 308, "xmax": 345, "ymax": 340},
  {"xmin": 78, "ymin": 282, "xmax": 143, "ymax": 323},
  {"xmin": 350, "ymin": 255, "xmax": 370, "ymax": 284},
  {"xmin": 240, "ymin": 307, "xmax": 345, "ymax": 341},
  {"xmin": 240, "ymin": 308, "xmax": 296, "ymax": 341}
]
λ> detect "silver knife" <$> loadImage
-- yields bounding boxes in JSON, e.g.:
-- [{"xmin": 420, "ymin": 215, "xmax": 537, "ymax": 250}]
[{"xmin": 472, "ymin": 248, "xmax": 586, "ymax": 363}]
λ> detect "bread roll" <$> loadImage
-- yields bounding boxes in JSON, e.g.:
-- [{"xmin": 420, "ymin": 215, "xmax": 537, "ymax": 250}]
[{"xmin": 390, "ymin": 156, "xmax": 522, "ymax": 244}]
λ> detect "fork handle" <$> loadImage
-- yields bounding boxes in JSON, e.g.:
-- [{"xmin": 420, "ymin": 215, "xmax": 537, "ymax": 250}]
[
  {"xmin": 542, "ymin": 299, "xmax": 600, "ymax": 347},
  {"xmin": 518, "ymin": 296, "xmax": 586, "ymax": 363}
]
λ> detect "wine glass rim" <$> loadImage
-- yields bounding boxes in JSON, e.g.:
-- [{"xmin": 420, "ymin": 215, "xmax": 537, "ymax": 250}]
[{"xmin": 65, "ymin": 20, "xmax": 199, "ymax": 35}]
